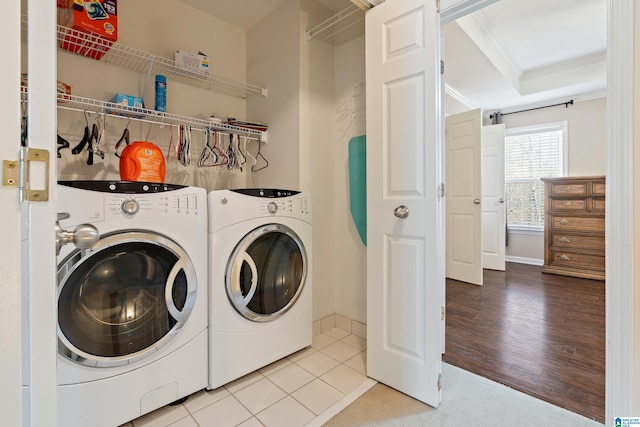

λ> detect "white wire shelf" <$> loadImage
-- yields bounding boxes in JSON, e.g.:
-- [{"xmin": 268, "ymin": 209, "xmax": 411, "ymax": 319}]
[
  {"xmin": 305, "ymin": 4, "xmax": 365, "ymax": 45},
  {"xmin": 22, "ymin": 14, "xmax": 266, "ymax": 99},
  {"xmin": 21, "ymin": 86, "xmax": 267, "ymax": 141}
]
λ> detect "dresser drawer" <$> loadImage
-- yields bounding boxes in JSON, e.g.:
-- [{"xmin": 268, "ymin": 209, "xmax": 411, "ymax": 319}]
[
  {"xmin": 549, "ymin": 232, "xmax": 604, "ymax": 251},
  {"xmin": 592, "ymin": 182, "xmax": 606, "ymax": 196},
  {"xmin": 549, "ymin": 250, "xmax": 605, "ymax": 270},
  {"xmin": 550, "ymin": 215, "xmax": 605, "ymax": 232},
  {"xmin": 592, "ymin": 197, "xmax": 606, "ymax": 212},
  {"xmin": 550, "ymin": 182, "xmax": 587, "ymax": 196},
  {"xmin": 549, "ymin": 198, "xmax": 587, "ymax": 211}
]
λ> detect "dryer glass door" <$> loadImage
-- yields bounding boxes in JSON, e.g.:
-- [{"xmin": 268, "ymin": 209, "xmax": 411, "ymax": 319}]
[
  {"xmin": 227, "ymin": 224, "xmax": 307, "ymax": 322},
  {"xmin": 57, "ymin": 231, "xmax": 197, "ymax": 367}
]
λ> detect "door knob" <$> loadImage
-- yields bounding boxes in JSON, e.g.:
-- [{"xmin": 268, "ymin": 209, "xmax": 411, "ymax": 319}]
[
  {"xmin": 473, "ymin": 199, "xmax": 481, "ymax": 204},
  {"xmin": 394, "ymin": 205, "xmax": 409, "ymax": 219},
  {"xmin": 55, "ymin": 212, "xmax": 100, "ymax": 255}
]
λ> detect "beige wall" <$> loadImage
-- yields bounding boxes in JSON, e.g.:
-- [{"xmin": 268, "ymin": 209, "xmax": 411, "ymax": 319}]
[
  {"xmin": 247, "ymin": 0, "xmax": 336, "ymax": 321},
  {"xmin": 332, "ymin": 36, "xmax": 367, "ymax": 324},
  {"xmin": 499, "ymin": 97, "xmax": 607, "ymax": 264}
]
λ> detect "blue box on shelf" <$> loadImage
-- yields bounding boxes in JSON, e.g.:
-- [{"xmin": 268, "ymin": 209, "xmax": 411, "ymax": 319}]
[{"xmin": 108, "ymin": 93, "xmax": 146, "ymax": 118}]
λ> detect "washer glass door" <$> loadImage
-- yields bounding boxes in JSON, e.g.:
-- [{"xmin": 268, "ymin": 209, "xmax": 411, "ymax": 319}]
[
  {"xmin": 57, "ymin": 231, "xmax": 197, "ymax": 367},
  {"xmin": 227, "ymin": 224, "xmax": 307, "ymax": 322}
]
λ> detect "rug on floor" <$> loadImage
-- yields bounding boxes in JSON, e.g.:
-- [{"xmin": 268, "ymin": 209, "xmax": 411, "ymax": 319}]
[{"xmin": 322, "ymin": 363, "xmax": 604, "ymax": 427}]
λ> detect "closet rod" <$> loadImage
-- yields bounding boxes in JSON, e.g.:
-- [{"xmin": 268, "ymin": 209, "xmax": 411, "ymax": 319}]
[
  {"xmin": 21, "ymin": 87, "xmax": 267, "ymax": 142},
  {"xmin": 58, "ymin": 105, "xmax": 264, "ymax": 142},
  {"xmin": 490, "ymin": 99, "xmax": 574, "ymax": 119}
]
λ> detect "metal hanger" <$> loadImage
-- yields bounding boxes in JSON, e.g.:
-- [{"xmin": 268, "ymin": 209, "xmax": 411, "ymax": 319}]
[
  {"xmin": 252, "ymin": 137, "xmax": 269, "ymax": 172},
  {"xmin": 166, "ymin": 124, "xmax": 178, "ymax": 162}
]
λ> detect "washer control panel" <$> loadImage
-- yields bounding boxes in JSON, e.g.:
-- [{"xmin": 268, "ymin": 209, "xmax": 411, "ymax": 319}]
[
  {"xmin": 106, "ymin": 191, "xmax": 202, "ymax": 220},
  {"xmin": 58, "ymin": 180, "xmax": 205, "ymax": 221}
]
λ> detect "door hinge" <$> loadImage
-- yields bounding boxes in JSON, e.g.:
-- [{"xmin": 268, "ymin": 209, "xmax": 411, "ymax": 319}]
[
  {"xmin": 3, "ymin": 147, "xmax": 50, "ymax": 202},
  {"xmin": 437, "ymin": 373, "xmax": 442, "ymax": 391},
  {"xmin": 441, "ymin": 305, "xmax": 445, "ymax": 321},
  {"xmin": 436, "ymin": 0, "xmax": 440, "ymax": 13},
  {"xmin": 440, "ymin": 60, "xmax": 444, "ymax": 75},
  {"xmin": 438, "ymin": 183, "xmax": 445, "ymax": 199}
]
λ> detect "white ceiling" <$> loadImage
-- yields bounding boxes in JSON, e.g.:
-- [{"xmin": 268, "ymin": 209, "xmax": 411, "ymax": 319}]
[
  {"xmin": 179, "ymin": 0, "xmax": 607, "ymax": 116},
  {"xmin": 443, "ymin": 0, "xmax": 607, "ymax": 116}
]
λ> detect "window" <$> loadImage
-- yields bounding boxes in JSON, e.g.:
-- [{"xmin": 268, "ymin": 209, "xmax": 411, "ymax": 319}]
[{"xmin": 505, "ymin": 122, "xmax": 567, "ymax": 230}]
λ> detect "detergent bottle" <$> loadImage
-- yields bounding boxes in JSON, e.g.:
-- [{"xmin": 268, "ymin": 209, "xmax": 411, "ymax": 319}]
[{"xmin": 119, "ymin": 141, "xmax": 166, "ymax": 183}]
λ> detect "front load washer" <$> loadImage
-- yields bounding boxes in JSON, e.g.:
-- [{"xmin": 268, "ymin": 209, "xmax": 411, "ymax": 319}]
[
  {"xmin": 56, "ymin": 181, "xmax": 208, "ymax": 427},
  {"xmin": 207, "ymin": 189, "xmax": 312, "ymax": 390}
]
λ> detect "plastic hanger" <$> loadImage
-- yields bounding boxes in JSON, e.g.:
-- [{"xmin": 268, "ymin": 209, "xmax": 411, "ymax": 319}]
[
  {"xmin": 71, "ymin": 111, "xmax": 91, "ymax": 154},
  {"xmin": 197, "ymin": 129, "xmax": 228, "ymax": 168},
  {"xmin": 92, "ymin": 113, "xmax": 105, "ymax": 160},
  {"xmin": 197, "ymin": 128, "xmax": 219, "ymax": 167},
  {"xmin": 56, "ymin": 133, "xmax": 70, "ymax": 158},
  {"xmin": 21, "ymin": 101, "xmax": 28, "ymax": 147},
  {"xmin": 114, "ymin": 117, "xmax": 131, "ymax": 158},
  {"xmin": 234, "ymin": 134, "xmax": 247, "ymax": 172},
  {"xmin": 86, "ymin": 122, "xmax": 97, "ymax": 165},
  {"xmin": 178, "ymin": 125, "xmax": 191, "ymax": 166},
  {"xmin": 227, "ymin": 133, "xmax": 237, "ymax": 170},
  {"xmin": 243, "ymin": 135, "xmax": 257, "ymax": 168}
]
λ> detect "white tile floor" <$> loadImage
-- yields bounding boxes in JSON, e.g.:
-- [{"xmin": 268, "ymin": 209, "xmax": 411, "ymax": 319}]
[{"xmin": 121, "ymin": 328, "xmax": 372, "ymax": 427}]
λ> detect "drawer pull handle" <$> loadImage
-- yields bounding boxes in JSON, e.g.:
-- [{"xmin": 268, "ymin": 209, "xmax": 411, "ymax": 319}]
[
  {"xmin": 561, "ymin": 185, "xmax": 576, "ymax": 192},
  {"xmin": 559, "ymin": 219, "xmax": 571, "ymax": 225},
  {"xmin": 563, "ymin": 201, "xmax": 575, "ymax": 206},
  {"xmin": 558, "ymin": 237, "xmax": 572, "ymax": 243},
  {"xmin": 559, "ymin": 255, "xmax": 571, "ymax": 261}
]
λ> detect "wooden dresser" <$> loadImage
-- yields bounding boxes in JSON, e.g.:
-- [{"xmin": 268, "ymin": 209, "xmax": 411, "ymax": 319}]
[{"xmin": 541, "ymin": 176, "xmax": 605, "ymax": 281}]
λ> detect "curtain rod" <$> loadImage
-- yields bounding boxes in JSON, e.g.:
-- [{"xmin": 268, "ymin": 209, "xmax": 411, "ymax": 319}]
[{"xmin": 490, "ymin": 99, "xmax": 574, "ymax": 119}]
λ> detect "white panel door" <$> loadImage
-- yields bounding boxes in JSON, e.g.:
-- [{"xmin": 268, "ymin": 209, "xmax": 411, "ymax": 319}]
[
  {"xmin": 1, "ymin": 2, "xmax": 25, "ymax": 425},
  {"xmin": 481, "ymin": 124, "xmax": 506, "ymax": 271},
  {"xmin": 366, "ymin": 0, "xmax": 443, "ymax": 407},
  {"xmin": 26, "ymin": 1, "xmax": 59, "ymax": 425},
  {"xmin": 445, "ymin": 109, "xmax": 482, "ymax": 285}
]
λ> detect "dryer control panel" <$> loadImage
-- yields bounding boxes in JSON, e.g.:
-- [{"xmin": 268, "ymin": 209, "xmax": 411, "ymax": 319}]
[{"xmin": 208, "ymin": 189, "xmax": 312, "ymax": 231}]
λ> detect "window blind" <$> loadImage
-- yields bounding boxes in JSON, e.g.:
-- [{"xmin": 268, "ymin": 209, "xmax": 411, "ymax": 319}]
[{"xmin": 505, "ymin": 127, "xmax": 565, "ymax": 228}]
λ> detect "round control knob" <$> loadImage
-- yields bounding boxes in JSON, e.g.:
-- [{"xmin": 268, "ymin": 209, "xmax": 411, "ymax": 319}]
[
  {"xmin": 121, "ymin": 199, "xmax": 140, "ymax": 215},
  {"xmin": 267, "ymin": 201, "xmax": 278, "ymax": 214}
]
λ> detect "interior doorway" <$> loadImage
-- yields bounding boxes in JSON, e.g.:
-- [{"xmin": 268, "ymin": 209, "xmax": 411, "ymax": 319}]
[{"xmin": 440, "ymin": 0, "xmax": 608, "ymax": 421}]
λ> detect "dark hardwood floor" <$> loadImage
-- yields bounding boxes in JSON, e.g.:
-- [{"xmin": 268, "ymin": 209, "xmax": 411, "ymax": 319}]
[{"xmin": 444, "ymin": 262, "xmax": 605, "ymax": 423}]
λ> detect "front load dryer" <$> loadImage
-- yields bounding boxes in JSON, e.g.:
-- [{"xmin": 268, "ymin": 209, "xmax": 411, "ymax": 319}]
[
  {"xmin": 55, "ymin": 181, "xmax": 208, "ymax": 427},
  {"xmin": 207, "ymin": 189, "xmax": 312, "ymax": 390}
]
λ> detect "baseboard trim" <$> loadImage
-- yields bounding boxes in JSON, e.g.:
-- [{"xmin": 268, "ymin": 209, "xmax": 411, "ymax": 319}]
[
  {"xmin": 505, "ymin": 256, "xmax": 543, "ymax": 266},
  {"xmin": 313, "ymin": 313, "xmax": 367, "ymax": 338}
]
